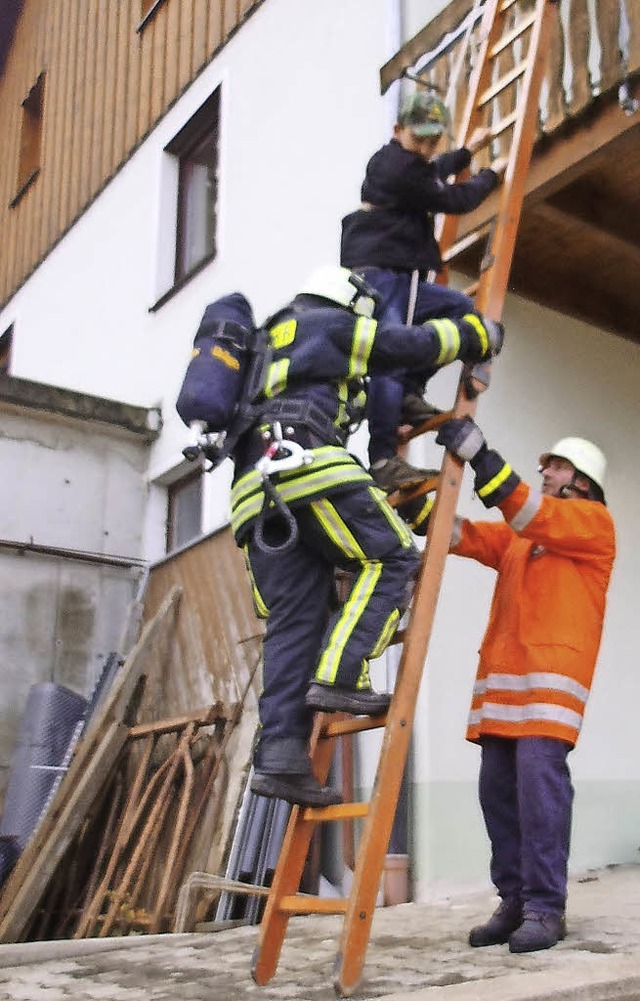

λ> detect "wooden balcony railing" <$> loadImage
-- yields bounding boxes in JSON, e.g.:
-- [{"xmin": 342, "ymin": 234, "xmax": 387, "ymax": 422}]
[{"xmin": 382, "ymin": 0, "xmax": 640, "ymax": 157}]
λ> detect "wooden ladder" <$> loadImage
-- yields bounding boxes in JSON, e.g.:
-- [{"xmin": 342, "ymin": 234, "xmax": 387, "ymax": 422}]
[{"xmin": 251, "ymin": 1, "xmax": 559, "ymax": 996}]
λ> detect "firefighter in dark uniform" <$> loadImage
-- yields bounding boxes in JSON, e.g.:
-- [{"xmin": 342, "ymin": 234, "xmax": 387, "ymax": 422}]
[{"xmin": 231, "ymin": 266, "xmax": 504, "ymax": 807}]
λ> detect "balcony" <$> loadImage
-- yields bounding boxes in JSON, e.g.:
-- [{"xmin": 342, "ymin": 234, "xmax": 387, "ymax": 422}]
[{"xmin": 382, "ymin": 0, "xmax": 640, "ymax": 343}]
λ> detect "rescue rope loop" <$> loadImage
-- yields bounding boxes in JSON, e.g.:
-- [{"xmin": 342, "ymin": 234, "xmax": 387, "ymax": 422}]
[{"xmin": 253, "ymin": 477, "xmax": 299, "ymax": 554}]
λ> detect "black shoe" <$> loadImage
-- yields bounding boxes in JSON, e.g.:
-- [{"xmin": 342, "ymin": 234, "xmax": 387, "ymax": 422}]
[
  {"xmin": 508, "ymin": 911, "xmax": 566, "ymax": 953},
  {"xmin": 251, "ymin": 770, "xmax": 342, "ymax": 807},
  {"xmin": 370, "ymin": 455, "xmax": 438, "ymax": 493},
  {"xmin": 305, "ymin": 682, "xmax": 391, "ymax": 716},
  {"xmin": 469, "ymin": 899, "xmax": 523, "ymax": 947},
  {"xmin": 400, "ymin": 393, "xmax": 443, "ymax": 427}
]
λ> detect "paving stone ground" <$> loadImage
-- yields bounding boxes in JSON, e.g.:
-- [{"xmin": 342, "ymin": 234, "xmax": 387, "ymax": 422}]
[{"xmin": 0, "ymin": 863, "xmax": 639, "ymax": 1001}]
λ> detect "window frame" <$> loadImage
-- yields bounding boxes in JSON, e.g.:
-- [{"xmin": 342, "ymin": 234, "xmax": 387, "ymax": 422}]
[
  {"xmin": 11, "ymin": 72, "xmax": 45, "ymax": 207},
  {"xmin": 165, "ymin": 467, "xmax": 204, "ymax": 553},
  {"xmin": 165, "ymin": 89, "xmax": 220, "ymax": 286}
]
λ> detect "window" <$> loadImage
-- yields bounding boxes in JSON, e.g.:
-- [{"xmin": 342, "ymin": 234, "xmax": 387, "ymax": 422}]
[
  {"xmin": 166, "ymin": 469, "xmax": 203, "ymax": 552},
  {"xmin": 166, "ymin": 89, "xmax": 220, "ymax": 285},
  {"xmin": 13, "ymin": 73, "xmax": 45, "ymax": 203},
  {"xmin": 0, "ymin": 326, "xmax": 12, "ymax": 373}
]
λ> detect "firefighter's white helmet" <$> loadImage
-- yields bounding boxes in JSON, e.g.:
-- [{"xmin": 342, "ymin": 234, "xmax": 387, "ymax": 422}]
[
  {"xmin": 539, "ymin": 437, "xmax": 606, "ymax": 491},
  {"xmin": 298, "ymin": 266, "xmax": 378, "ymax": 318}
]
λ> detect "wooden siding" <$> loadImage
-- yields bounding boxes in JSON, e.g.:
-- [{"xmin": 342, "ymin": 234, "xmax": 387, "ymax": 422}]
[{"xmin": 0, "ymin": 0, "xmax": 264, "ymax": 309}]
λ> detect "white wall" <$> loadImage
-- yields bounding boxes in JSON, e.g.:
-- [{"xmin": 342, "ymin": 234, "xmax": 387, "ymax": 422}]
[{"xmin": 0, "ymin": 0, "xmax": 638, "ymax": 895}]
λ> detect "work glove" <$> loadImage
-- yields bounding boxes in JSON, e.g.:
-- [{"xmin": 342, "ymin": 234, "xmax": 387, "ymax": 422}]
[{"xmin": 436, "ymin": 417, "xmax": 520, "ymax": 508}]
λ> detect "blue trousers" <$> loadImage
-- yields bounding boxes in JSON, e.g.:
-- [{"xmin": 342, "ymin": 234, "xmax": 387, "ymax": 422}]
[
  {"xmin": 358, "ymin": 267, "xmax": 474, "ymax": 463},
  {"xmin": 244, "ymin": 484, "xmax": 420, "ymax": 752},
  {"xmin": 478, "ymin": 736, "xmax": 574, "ymax": 915}
]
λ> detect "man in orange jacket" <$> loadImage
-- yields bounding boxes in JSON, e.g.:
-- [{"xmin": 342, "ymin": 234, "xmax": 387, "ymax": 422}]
[{"xmin": 406, "ymin": 418, "xmax": 616, "ymax": 953}]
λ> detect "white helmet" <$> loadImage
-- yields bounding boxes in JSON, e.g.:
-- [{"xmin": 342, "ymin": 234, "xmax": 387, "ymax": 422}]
[
  {"xmin": 298, "ymin": 266, "xmax": 378, "ymax": 318},
  {"xmin": 539, "ymin": 437, "xmax": 607, "ymax": 493}
]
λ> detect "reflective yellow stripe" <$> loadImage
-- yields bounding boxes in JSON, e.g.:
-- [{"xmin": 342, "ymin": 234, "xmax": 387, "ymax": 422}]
[
  {"xmin": 316, "ymin": 560, "xmax": 383, "ymax": 684},
  {"xmin": 369, "ymin": 486, "xmax": 414, "ymax": 548},
  {"xmin": 269, "ymin": 319, "xmax": 296, "ymax": 349},
  {"xmin": 336, "ymin": 379, "xmax": 349, "ymax": 428},
  {"xmin": 409, "ymin": 494, "xmax": 435, "ymax": 531},
  {"xmin": 477, "ymin": 462, "xmax": 512, "ymax": 499},
  {"xmin": 350, "ymin": 317, "xmax": 377, "ymax": 378},
  {"xmin": 310, "ymin": 498, "xmax": 365, "ymax": 559},
  {"xmin": 263, "ymin": 358, "xmax": 290, "ymax": 397},
  {"xmin": 230, "ymin": 449, "xmax": 372, "ymax": 535},
  {"xmin": 369, "ymin": 608, "xmax": 400, "ymax": 660},
  {"xmin": 462, "ymin": 313, "xmax": 488, "ymax": 357},
  {"xmin": 243, "ymin": 543, "xmax": 269, "ymax": 618},
  {"xmin": 432, "ymin": 318, "xmax": 460, "ymax": 365}
]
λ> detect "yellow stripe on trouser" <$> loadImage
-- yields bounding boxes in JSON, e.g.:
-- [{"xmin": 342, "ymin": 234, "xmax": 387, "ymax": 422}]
[
  {"xmin": 477, "ymin": 462, "xmax": 512, "ymax": 499},
  {"xmin": 369, "ymin": 486, "xmax": 414, "ymax": 547},
  {"xmin": 243, "ymin": 543, "xmax": 269, "ymax": 618},
  {"xmin": 311, "ymin": 498, "xmax": 384, "ymax": 687}
]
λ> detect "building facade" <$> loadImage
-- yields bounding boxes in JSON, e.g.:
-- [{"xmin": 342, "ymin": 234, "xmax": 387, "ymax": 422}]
[{"xmin": 0, "ymin": 0, "xmax": 639, "ymax": 901}]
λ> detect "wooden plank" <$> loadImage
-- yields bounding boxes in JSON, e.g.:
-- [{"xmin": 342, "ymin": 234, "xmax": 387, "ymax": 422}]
[
  {"xmin": 111, "ymin": 0, "xmax": 132, "ymax": 173},
  {"xmin": 628, "ymin": 1, "xmax": 640, "ymax": 74},
  {"xmin": 206, "ymin": 1, "xmax": 224, "ymax": 59},
  {"xmin": 567, "ymin": 0, "xmax": 591, "ymax": 115},
  {"xmin": 191, "ymin": 0, "xmax": 209, "ymax": 75},
  {"xmin": 149, "ymin": 1, "xmax": 168, "ymax": 126},
  {"xmin": 99, "ymin": 0, "xmax": 119, "ymax": 182},
  {"xmin": 178, "ymin": 0, "xmax": 195, "ymax": 92},
  {"xmin": 596, "ymin": 0, "xmax": 621, "ymax": 95},
  {"xmin": 164, "ymin": 0, "xmax": 181, "ymax": 106},
  {"xmin": 44, "ymin": 0, "xmax": 69, "ymax": 245},
  {"xmin": 124, "ymin": 0, "xmax": 142, "ymax": 153},
  {"xmin": 137, "ymin": 7, "xmax": 155, "ymax": 138},
  {"xmin": 57, "ymin": 0, "xmax": 80, "ymax": 235}
]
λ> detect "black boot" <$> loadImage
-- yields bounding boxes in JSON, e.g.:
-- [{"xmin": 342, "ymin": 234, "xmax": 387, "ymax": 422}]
[
  {"xmin": 508, "ymin": 911, "xmax": 566, "ymax": 953},
  {"xmin": 306, "ymin": 681, "xmax": 391, "ymax": 716},
  {"xmin": 468, "ymin": 898, "xmax": 523, "ymax": 947},
  {"xmin": 250, "ymin": 735, "xmax": 341, "ymax": 808},
  {"xmin": 251, "ymin": 770, "xmax": 341, "ymax": 807}
]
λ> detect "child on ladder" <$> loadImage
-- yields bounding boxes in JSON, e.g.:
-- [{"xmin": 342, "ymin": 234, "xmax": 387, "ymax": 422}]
[{"xmin": 340, "ymin": 87, "xmax": 504, "ymax": 492}]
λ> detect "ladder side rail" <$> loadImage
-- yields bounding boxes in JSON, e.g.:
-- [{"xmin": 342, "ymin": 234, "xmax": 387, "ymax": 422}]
[
  {"xmin": 251, "ymin": 719, "xmax": 337, "ymax": 984},
  {"xmin": 474, "ymin": 0, "xmax": 556, "ymax": 318},
  {"xmin": 437, "ymin": 0, "xmax": 507, "ymax": 260},
  {"xmin": 334, "ymin": 440, "xmax": 472, "ymax": 996}
]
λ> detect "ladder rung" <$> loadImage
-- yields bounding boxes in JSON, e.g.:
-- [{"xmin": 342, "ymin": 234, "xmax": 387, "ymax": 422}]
[
  {"xmin": 442, "ymin": 223, "xmax": 493, "ymax": 263},
  {"xmin": 279, "ymin": 895, "xmax": 349, "ymax": 915},
  {"xmin": 490, "ymin": 109, "xmax": 518, "ymax": 140},
  {"xmin": 462, "ymin": 281, "xmax": 480, "ymax": 298},
  {"xmin": 321, "ymin": 714, "xmax": 388, "ymax": 737},
  {"xmin": 478, "ymin": 59, "xmax": 528, "ymax": 107},
  {"xmin": 388, "ymin": 475, "xmax": 439, "ymax": 507},
  {"xmin": 302, "ymin": 802, "xmax": 369, "ymax": 823},
  {"xmin": 490, "ymin": 11, "xmax": 536, "ymax": 58},
  {"xmin": 500, "ymin": 0, "xmax": 521, "ymax": 14}
]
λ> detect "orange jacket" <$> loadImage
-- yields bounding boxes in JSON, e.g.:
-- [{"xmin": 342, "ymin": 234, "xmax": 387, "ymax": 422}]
[{"xmin": 451, "ymin": 481, "xmax": 616, "ymax": 746}]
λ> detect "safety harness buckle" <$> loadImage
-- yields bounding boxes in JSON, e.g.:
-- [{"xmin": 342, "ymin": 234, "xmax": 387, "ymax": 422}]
[{"xmin": 255, "ymin": 422, "xmax": 314, "ymax": 479}]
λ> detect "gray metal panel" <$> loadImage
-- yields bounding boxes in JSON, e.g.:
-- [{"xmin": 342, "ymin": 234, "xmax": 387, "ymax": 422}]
[{"xmin": 0, "ymin": 682, "xmax": 88, "ymax": 849}]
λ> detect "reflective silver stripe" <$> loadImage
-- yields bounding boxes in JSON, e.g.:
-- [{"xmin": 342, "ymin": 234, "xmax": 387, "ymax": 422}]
[
  {"xmin": 468, "ymin": 702, "xmax": 583, "ymax": 731},
  {"xmin": 350, "ymin": 317, "xmax": 376, "ymax": 378},
  {"xmin": 473, "ymin": 672, "xmax": 589, "ymax": 704},
  {"xmin": 510, "ymin": 487, "xmax": 542, "ymax": 531}
]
